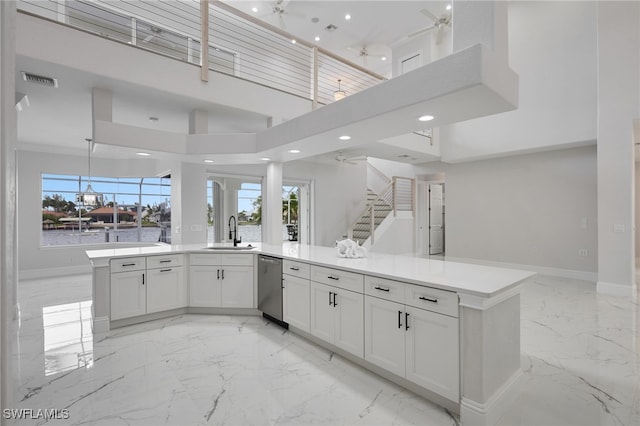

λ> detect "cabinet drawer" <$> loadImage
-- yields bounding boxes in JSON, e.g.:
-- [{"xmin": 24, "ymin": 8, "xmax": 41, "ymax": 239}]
[
  {"xmin": 283, "ymin": 259, "xmax": 310, "ymax": 279},
  {"xmin": 364, "ymin": 276, "xmax": 405, "ymax": 304},
  {"xmin": 310, "ymin": 265, "xmax": 364, "ymax": 293},
  {"xmin": 220, "ymin": 254, "xmax": 254, "ymax": 266},
  {"xmin": 110, "ymin": 256, "xmax": 145, "ymax": 272},
  {"xmin": 405, "ymin": 284, "xmax": 458, "ymax": 318},
  {"xmin": 147, "ymin": 254, "xmax": 183, "ymax": 269},
  {"xmin": 189, "ymin": 253, "xmax": 222, "ymax": 266}
]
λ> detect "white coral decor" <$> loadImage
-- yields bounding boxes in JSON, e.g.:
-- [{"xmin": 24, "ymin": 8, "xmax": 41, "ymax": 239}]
[{"xmin": 336, "ymin": 239, "xmax": 367, "ymax": 258}]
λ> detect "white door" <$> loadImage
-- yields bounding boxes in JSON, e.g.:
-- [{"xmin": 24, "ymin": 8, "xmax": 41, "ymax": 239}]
[
  {"xmin": 363, "ymin": 296, "xmax": 406, "ymax": 377},
  {"xmin": 334, "ymin": 289, "xmax": 364, "ymax": 358},
  {"xmin": 147, "ymin": 267, "xmax": 185, "ymax": 313},
  {"xmin": 283, "ymin": 275, "xmax": 311, "ymax": 332},
  {"xmin": 110, "ymin": 270, "xmax": 146, "ymax": 320},
  {"xmin": 309, "ymin": 282, "xmax": 335, "ymax": 343},
  {"xmin": 189, "ymin": 265, "xmax": 221, "ymax": 307},
  {"xmin": 429, "ymin": 184, "xmax": 444, "ymax": 255},
  {"xmin": 220, "ymin": 266, "xmax": 254, "ymax": 308},
  {"xmin": 405, "ymin": 306, "xmax": 459, "ymax": 402}
]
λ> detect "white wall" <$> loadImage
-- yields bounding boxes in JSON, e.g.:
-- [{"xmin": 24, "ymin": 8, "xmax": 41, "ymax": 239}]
[
  {"xmin": 417, "ymin": 146, "xmax": 597, "ymax": 275},
  {"xmin": 440, "ymin": 1, "xmax": 597, "ymax": 162},
  {"xmin": 636, "ymin": 163, "xmax": 640, "ymax": 257},
  {"xmin": 369, "ymin": 216, "xmax": 415, "ymax": 255}
]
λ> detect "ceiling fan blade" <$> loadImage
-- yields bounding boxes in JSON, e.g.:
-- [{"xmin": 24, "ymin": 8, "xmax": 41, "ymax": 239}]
[
  {"xmin": 408, "ymin": 25, "xmax": 436, "ymax": 38},
  {"xmin": 420, "ymin": 8, "xmax": 439, "ymax": 23},
  {"xmin": 278, "ymin": 14, "xmax": 286, "ymax": 30},
  {"xmin": 286, "ymin": 11, "xmax": 306, "ymax": 19},
  {"xmin": 143, "ymin": 34, "xmax": 153, "ymax": 42},
  {"xmin": 436, "ymin": 26, "xmax": 444, "ymax": 45}
]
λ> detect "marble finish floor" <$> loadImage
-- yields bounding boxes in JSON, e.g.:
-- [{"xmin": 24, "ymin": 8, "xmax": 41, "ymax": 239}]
[{"xmin": 6, "ymin": 273, "xmax": 640, "ymax": 425}]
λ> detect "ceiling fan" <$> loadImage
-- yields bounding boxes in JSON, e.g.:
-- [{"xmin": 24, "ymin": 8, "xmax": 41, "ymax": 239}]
[
  {"xmin": 408, "ymin": 8, "xmax": 452, "ymax": 44},
  {"xmin": 335, "ymin": 151, "xmax": 367, "ymax": 165},
  {"xmin": 262, "ymin": 0, "xmax": 305, "ymax": 30},
  {"xmin": 347, "ymin": 45, "xmax": 386, "ymax": 66}
]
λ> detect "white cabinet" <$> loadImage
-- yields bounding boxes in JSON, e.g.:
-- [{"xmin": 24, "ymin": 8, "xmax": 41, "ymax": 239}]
[
  {"xmin": 189, "ymin": 254, "xmax": 254, "ymax": 308},
  {"xmin": 364, "ymin": 276, "xmax": 459, "ymax": 402},
  {"xmin": 283, "ymin": 268, "xmax": 310, "ymax": 331},
  {"xmin": 309, "ymin": 266, "xmax": 364, "ymax": 358},
  {"xmin": 110, "ymin": 255, "xmax": 185, "ymax": 321},
  {"xmin": 146, "ymin": 258, "xmax": 185, "ymax": 314}
]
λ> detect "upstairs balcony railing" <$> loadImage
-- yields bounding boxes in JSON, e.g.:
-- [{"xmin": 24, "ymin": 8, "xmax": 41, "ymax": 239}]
[{"xmin": 17, "ymin": 0, "xmax": 386, "ymax": 106}]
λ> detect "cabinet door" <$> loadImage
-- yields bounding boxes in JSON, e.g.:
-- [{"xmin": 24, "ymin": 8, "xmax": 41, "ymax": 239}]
[
  {"xmin": 111, "ymin": 271, "xmax": 146, "ymax": 320},
  {"xmin": 334, "ymin": 289, "xmax": 364, "ymax": 358},
  {"xmin": 364, "ymin": 295, "xmax": 405, "ymax": 377},
  {"xmin": 405, "ymin": 307, "xmax": 459, "ymax": 401},
  {"xmin": 283, "ymin": 275, "xmax": 310, "ymax": 332},
  {"xmin": 309, "ymin": 282, "xmax": 335, "ymax": 343},
  {"xmin": 147, "ymin": 267, "xmax": 185, "ymax": 314},
  {"xmin": 220, "ymin": 266, "xmax": 254, "ymax": 308},
  {"xmin": 189, "ymin": 265, "xmax": 221, "ymax": 307}
]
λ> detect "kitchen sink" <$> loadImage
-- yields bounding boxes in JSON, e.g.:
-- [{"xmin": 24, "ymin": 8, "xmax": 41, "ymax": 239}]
[{"xmin": 203, "ymin": 246, "xmax": 256, "ymax": 250}]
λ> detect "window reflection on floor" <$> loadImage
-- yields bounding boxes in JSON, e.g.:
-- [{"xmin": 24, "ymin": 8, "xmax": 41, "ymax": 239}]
[{"xmin": 42, "ymin": 300, "xmax": 93, "ymax": 376}]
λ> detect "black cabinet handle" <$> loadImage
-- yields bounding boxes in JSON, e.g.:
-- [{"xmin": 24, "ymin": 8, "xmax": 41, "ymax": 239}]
[
  {"xmin": 374, "ymin": 286, "xmax": 390, "ymax": 292},
  {"xmin": 217, "ymin": 269, "xmax": 220, "ymax": 280},
  {"xmin": 327, "ymin": 276, "xmax": 339, "ymax": 281},
  {"xmin": 221, "ymin": 269, "xmax": 225, "ymax": 280},
  {"xmin": 333, "ymin": 292, "xmax": 337, "ymax": 307},
  {"xmin": 329, "ymin": 291, "xmax": 333, "ymax": 306},
  {"xmin": 419, "ymin": 296, "xmax": 438, "ymax": 304},
  {"xmin": 398, "ymin": 310, "xmax": 402, "ymax": 329},
  {"xmin": 122, "ymin": 263, "xmax": 136, "ymax": 267},
  {"xmin": 142, "ymin": 273, "xmax": 145, "ymax": 285},
  {"xmin": 160, "ymin": 268, "xmax": 172, "ymax": 272},
  {"xmin": 405, "ymin": 312, "xmax": 410, "ymax": 331},
  {"xmin": 159, "ymin": 260, "xmax": 172, "ymax": 264},
  {"xmin": 290, "ymin": 267, "xmax": 300, "ymax": 271}
]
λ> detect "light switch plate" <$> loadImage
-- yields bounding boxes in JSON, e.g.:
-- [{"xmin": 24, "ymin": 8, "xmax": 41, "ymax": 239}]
[{"xmin": 613, "ymin": 224, "xmax": 625, "ymax": 233}]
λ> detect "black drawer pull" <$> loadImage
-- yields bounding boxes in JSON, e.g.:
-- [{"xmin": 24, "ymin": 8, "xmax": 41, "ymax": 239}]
[
  {"xmin": 289, "ymin": 267, "xmax": 300, "ymax": 271},
  {"xmin": 327, "ymin": 276, "xmax": 339, "ymax": 281},
  {"xmin": 160, "ymin": 268, "xmax": 172, "ymax": 272},
  {"xmin": 333, "ymin": 292, "xmax": 337, "ymax": 307},
  {"xmin": 142, "ymin": 273, "xmax": 145, "ymax": 285},
  {"xmin": 329, "ymin": 291, "xmax": 333, "ymax": 306},
  {"xmin": 405, "ymin": 312, "xmax": 410, "ymax": 331},
  {"xmin": 122, "ymin": 263, "xmax": 136, "ymax": 267},
  {"xmin": 374, "ymin": 286, "xmax": 390, "ymax": 292},
  {"xmin": 221, "ymin": 269, "xmax": 225, "ymax": 280},
  {"xmin": 398, "ymin": 310, "xmax": 403, "ymax": 328},
  {"xmin": 217, "ymin": 269, "xmax": 220, "ymax": 280},
  {"xmin": 159, "ymin": 260, "xmax": 172, "ymax": 264},
  {"xmin": 419, "ymin": 296, "xmax": 438, "ymax": 303}
]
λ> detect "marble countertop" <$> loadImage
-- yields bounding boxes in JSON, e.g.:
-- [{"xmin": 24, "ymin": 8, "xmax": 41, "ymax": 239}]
[{"xmin": 86, "ymin": 242, "xmax": 535, "ymax": 298}]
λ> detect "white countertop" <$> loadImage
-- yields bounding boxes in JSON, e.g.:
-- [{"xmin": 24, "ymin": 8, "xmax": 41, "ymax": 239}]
[{"xmin": 86, "ymin": 242, "xmax": 535, "ymax": 298}]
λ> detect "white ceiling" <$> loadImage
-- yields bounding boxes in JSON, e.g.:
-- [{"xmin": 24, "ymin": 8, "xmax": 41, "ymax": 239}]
[
  {"xmin": 15, "ymin": 0, "xmax": 453, "ymax": 164},
  {"xmin": 224, "ymin": 1, "xmax": 451, "ymax": 77}
]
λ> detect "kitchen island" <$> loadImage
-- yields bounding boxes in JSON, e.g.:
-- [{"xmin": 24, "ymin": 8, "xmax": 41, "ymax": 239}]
[{"xmin": 87, "ymin": 242, "xmax": 534, "ymax": 425}]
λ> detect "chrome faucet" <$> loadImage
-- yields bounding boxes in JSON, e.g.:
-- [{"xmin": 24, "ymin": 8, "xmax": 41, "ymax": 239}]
[{"xmin": 228, "ymin": 215, "xmax": 241, "ymax": 247}]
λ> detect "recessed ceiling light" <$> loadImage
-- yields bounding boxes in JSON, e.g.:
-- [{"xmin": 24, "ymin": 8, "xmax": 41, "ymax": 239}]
[
  {"xmin": 251, "ymin": 7, "xmax": 258, "ymax": 12},
  {"xmin": 345, "ymin": 13, "xmax": 351, "ymax": 20},
  {"xmin": 136, "ymin": 152, "xmax": 151, "ymax": 156},
  {"xmin": 446, "ymin": 4, "xmax": 452, "ymax": 11},
  {"xmin": 260, "ymin": 157, "xmax": 271, "ymax": 161},
  {"xmin": 315, "ymin": 36, "xmax": 320, "ymax": 42},
  {"xmin": 339, "ymin": 135, "xmax": 351, "ymax": 141},
  {"xmin": 204, "ymin": 159, "xmax": 214, "ymax": 163},
  {"xmin": 381, "ymin": 56, "xmax": 387, "ymax": 61},
  {"xmin": 288, "ymin": 149, "xmax": 301, "ymax": 154},
  {"xmin": 418, "ymin": 115, "xmax": 435, "ymax": 122},
  {"xmin": 291, "ymin": 39, "xmax": 297, "ymax": 44}
]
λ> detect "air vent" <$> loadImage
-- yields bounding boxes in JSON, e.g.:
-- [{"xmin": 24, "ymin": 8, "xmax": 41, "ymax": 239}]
[
  {"xmin": 325, "ymin": 24, "xmax": 338, "ymax": 32},
  {"xmin": 21, "ymin": 71, "xmax": 58, "ymax": 88}
]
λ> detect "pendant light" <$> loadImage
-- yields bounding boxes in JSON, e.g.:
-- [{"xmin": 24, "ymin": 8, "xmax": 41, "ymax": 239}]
[
  {"xmin": 76, "ymin": 138, "xmax": 103, "ymax": 207},
  {"xmin": 334, "ymin": 79, "xmax": 346, "ymax": 101}
]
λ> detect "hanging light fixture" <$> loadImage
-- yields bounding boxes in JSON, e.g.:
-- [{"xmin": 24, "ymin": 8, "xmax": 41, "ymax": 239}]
[
  {"xmin": 76, "ymin": 138, "xmax": 103, "ymax": 207},
  {"xmin": 334, "ymin": 79, "xmax": 346, "ymax": 101}
]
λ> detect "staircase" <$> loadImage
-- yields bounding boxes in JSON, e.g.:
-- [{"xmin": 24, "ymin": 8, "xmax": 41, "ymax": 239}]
[
  {"xmin": 347, "ymin": 176, "xmax": 414, "ymax": 247},
  {"xmin": 350, "ymin": 189, "xmax": 393, "ymax": 243}
]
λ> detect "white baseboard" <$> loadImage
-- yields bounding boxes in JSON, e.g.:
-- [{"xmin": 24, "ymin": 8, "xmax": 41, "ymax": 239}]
[
  {"xmin": 444, "ymin": 256, "xmax": 597, "ymax": 282},
  {"xmin": 92, "ymin": 316, "xmax": 110, "ymax": 334},
  {"xmin": 19, "ymin": 265, "xmax": 92, "ymax": 280},
  {"xmin": 597, "ymin": 281, "xmax": 636, "ymax": 297},
  {"xmin": 461, "ymin": 370, "xmax": 523, "ymax": 426}
]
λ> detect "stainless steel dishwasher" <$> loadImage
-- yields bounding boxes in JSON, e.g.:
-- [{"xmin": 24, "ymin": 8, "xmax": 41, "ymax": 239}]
[{"xmin": 257, "ymin": 255, "xmax": 286, "ymax": 327}]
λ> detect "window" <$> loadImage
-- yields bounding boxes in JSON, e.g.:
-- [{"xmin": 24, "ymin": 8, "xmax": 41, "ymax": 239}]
[{"xmin": 41, "ymin": 173, "xmax": 171, "ymax": 246}]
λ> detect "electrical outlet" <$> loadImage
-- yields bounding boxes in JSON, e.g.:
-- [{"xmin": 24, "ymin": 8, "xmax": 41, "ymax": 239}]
[
  {"xmin": 613, "ymin": 224, "xmax": 625, "ymax": 233},
  {"xmin": 581, "ymin": 217, "xmax": 588, "ymax": 229},
  {"xmin": 579, "ymin": 249, "xmax": 588, "ymax": 257},
  {"xmin": 531, "ymin": 246, "xmax": 538, "ymax": 253},
  {"xmin": 191, "ymin": 224, "xmax": 202, "ymax": 232}
]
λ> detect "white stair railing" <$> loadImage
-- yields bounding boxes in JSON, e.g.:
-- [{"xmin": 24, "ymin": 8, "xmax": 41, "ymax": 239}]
[{"xmin": 347, "ymin": 176, "xmax": 415, "ymax": 245}]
